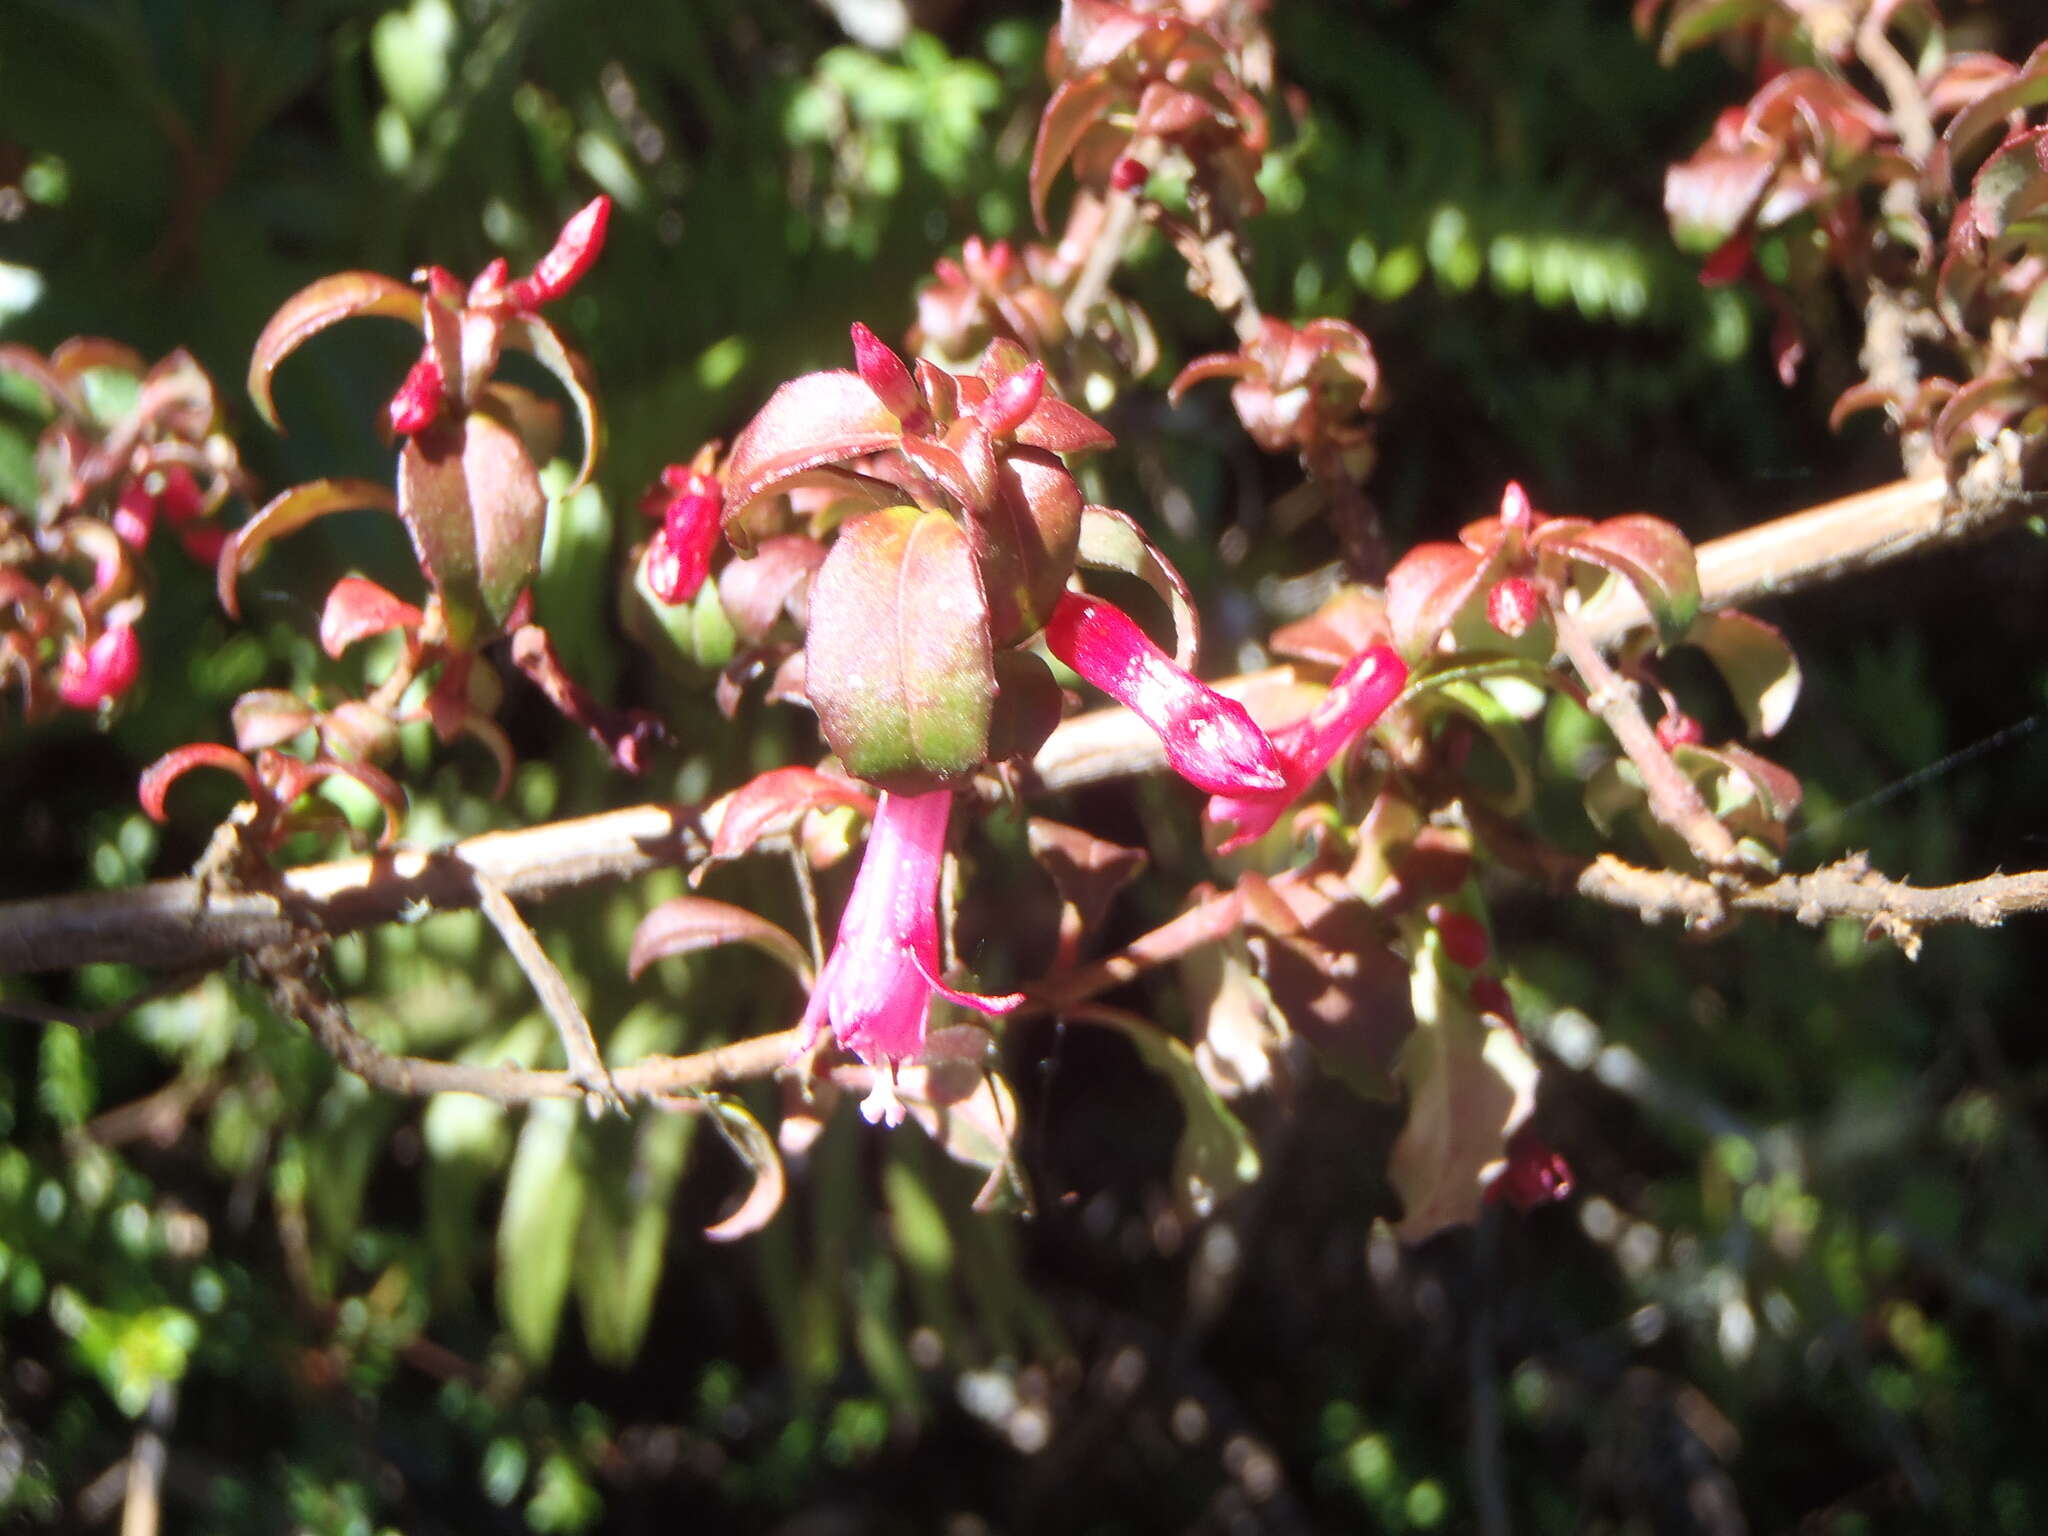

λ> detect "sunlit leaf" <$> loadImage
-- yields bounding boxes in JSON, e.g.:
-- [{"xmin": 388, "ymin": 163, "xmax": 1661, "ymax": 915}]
[
  {"xmin": 247, "ymin": 271, "xmax": 421, "ymax": 431},
  {"xmin": 217, "ymin": 478, "xmax": 397, "ymax": 619}
]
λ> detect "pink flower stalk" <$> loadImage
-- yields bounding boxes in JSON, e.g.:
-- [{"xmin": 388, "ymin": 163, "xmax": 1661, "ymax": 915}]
[
  {"xmin": 799, "ymin": 789, "xmax": 1023, "ymax": 1128},
  {"xmin": 1043, "ymin": 591, "xmax": 1287, "ymax": 797},
  {"xmin": 1206, "ymin": 644, "xmax": 1407, "ymax": 851}
]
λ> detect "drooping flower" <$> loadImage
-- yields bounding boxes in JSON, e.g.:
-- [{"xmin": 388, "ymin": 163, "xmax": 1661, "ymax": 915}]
[
  {"xmin": 799, "ymin": 789, "xmax": 1023, "ymax": 1128},
  {"xmin": 1042, "ymin": 590, "xmax": 1286, "ymax": 796},
  {"xmin": 1206, "ymin": 644, "xmax": 1406, "ymax": 851}
]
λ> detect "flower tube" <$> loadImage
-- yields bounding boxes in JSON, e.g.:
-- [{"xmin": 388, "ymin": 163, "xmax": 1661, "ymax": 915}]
[
  {"xmin": 1206, "ymin": 644, "xmax": 1406, "ymax": 852},
  {"xmin": 1042, "ymin": 591, "xmax": 1286, "ymax": 796},
  {"xmin": 799, "ymin": 788, "xmax": 1022, "ymax": 1127}
]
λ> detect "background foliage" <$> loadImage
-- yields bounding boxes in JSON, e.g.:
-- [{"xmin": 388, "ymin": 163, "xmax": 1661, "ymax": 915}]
[{"xmin": 2, "ymin": 1, "xmax": 2046, "ymax": 1531}]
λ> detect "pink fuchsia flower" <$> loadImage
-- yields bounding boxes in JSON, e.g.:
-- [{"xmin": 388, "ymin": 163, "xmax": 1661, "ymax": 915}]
[
  {"xmin": 1206, "ymin": 644, "xmax": 1406, "ymax": 851},
  {"xmin": 799, "ymin": 788, "xmax": 1023, "ymax": 1128},
  {"xmin": 1043, "ymin": 591, "xmax": 1286, "ymax": 797}
]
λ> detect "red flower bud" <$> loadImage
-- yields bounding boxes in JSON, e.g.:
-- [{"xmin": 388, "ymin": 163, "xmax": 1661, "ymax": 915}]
[
  {"xmin": 506, "ymin": 195, "xmax": 611, "ymax": 310},
  {"xmin": 1500, "ymin": 480, "xmax": 1535, "ymax": 532},
  {"xmin": 1430, "ymin": 904, "xmax": 1490, "ymax": 969},
  {"xmin": 849, "ymin": 322, "xmax": 928, "ymax": 430},
  {"xmin": 1468, "ymin": 975, "xmax": 1519, "ymax": 1030},
  {"xmin": 1655, "ymin": 711, "xmax": 1704, "ymax": 750},
  {"xmin": 57, "ymin": 624, "xmax": 141, "ymax": 710},
  {"xmin": 1487, "ymin": 1128, "xmax": 1573, "ymax": 1211},
  {"xmin": 1110, "ymin": 154, "xmax": 1148, "ymax": 192},
  {"xmin": 388, "ymin": 354, "xmax": 446, "ymax": 436},
  {"xmin": 1486, "ymin": 576, "xmax": 1542, "ymax": 638},
  {"xmin": 113, "ymin": 483, "xmax": 155, "ymax": 549},
  {"xmin": 1044, "ymin": 591, "xmax": 1286, "ymax": 796},
  {"xmin": 976, "ymin": 361, "xmax": 1046, "ymax": 439}
]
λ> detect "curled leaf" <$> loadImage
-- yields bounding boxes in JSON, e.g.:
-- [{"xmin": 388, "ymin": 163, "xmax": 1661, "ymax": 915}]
[
  {"xmin": 318, "ymin": 576, "xmax": 424, "ymax": 659},
  {"xmin": 706, "ymin": 766, "xmax": 876, "ymax": 864},
  {"xmin": 501, "ymin": 315, "xmax": 602, "ymax": 492},
  {"xmin": 218, "ymin": 479, "xmax": 398, "ymax": 619},
  {"xmin": 1686, "ymin": 609, "xmax": 1801, "ymax": 737},
  {"xmin": 1074, "ymin": 504, "xmax": 1199, "ymax": 667},
  {"xmin": 248, "ymin": 272, "xmax": 422, "ymax": 431},
  {"xmin": 139, "ymin": 744, "xmax": 262, "ymax": 821},
  {"xmin": 629, "ymin": 895, "xmax": 813, "ymax": 984},
  {"xmin": 701, "ymin": 1096, "xmax": 787, "ymax": 1242}
]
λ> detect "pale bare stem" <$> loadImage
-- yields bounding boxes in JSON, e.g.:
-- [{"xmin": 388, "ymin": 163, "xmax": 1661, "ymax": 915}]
[
  {"xmin": 787, "ymin": 843, "xmax": 826, "ymax": 973},
  {"xmin": 1028, "ymin": 882, "xmax": 1249, "ymax": 1012},
  {"xmin": 118, "ymin": 1383, "xmax": 173, "ymax": 1536},
  {"xmin": 471, "ymin": 869, "xmax": 621, "ymax": 1110},
  {"xmin": 1063, "ymin": 185, "xmax": 1146, "ymax": 332},
  {"xmin": 1857, "ymin": 9, "xmax": 1934, "ymax": 162},
  {"xmin": 1551, "ymin": 603, "xmax": 1741, "ymax": 871},
  {"xmin": 1, "ymin": 472, "xmax": 2039, "ymax": 978},
  {"xmin": 1577, "ymin": 853, "xmax": 2048, "ymax": 956}
]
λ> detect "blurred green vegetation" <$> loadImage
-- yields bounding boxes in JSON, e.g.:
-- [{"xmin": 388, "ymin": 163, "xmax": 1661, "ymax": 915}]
[{"xmin": 1, "ymin": 1, "xmax": 2046, "ymax": 1532}]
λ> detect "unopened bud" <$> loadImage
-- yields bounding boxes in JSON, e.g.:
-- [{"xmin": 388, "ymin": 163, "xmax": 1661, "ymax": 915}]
[
  {"xmin": 1486, "ymin": 576, "xmax": 1542, "ymax": 638},
  {"xmin": 1110, "ymin": 155, "xmax": 1148, "ymax": 193},
  {"xmin": 1429, "ymin": 904, "xmax": 1489, "ymax": 969},
  {"xmin": 977, "ymin": 362, "xmax": 1046, "ymax": 439},
  {"xmin": 1655, "ymin": 711, "xmax": 1704, "ymax": 750},
  {"xmin": 1500, "ymin": 480, "xmax": 1534, "ymax": 531},
  {"xmin": 849, "ymin": 322, "xmax": 928, "ymax": 431},
  {"xmin": 387, "ymin": 355, "xmax": 446, "ymax": 436}
]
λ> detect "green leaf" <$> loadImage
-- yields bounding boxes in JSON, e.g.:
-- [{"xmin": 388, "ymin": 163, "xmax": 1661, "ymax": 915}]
[
  {"xmin": 397, "ymin": 409, "xmax": 547, "ymax": 641},
  {"xmin": 1386, "ymin": 934, "xmax": 1538, "ymax": 1242},
  {"xmin": 217, "ymin": 477, "xmax": 398, "ymax": 619},
  {"xmin": 804, "ymin": 506, "xmax": 995, "ymax": 791},
  {"xmin": 574, "ymin": 1109, "xmax": 693, "ymax": 1367},
  {"xmin": 1073, "ymin": 1005, "xmax": 1260, "ymax": 1217},
  {"xmin": 497, "ymin": 1099, "xmax": 588, "ymax": 1364},
  {"xmin": 1687, "ymin": 609, "xmax": 1802, "ymax": 737}
]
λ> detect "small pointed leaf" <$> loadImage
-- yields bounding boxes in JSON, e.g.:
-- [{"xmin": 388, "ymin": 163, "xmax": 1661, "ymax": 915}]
[
  {"xmin": 628, "ymin": 894, "xmax": 813, "ymax": 983},
  {"xmin": 248, "ymin": 272, "xmax": 422, "ymax": 431}
]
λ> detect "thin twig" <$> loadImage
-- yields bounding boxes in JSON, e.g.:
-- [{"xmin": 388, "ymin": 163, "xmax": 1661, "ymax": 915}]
[
  {"xmin": 471, "ymin": 869, "xmax": 621, "ymax": 1109},
  {"xmin": 1553, "ymin": 603, "xmax": 1740, "ymax": 870},
  {"xmin": 1575, "ymin": 852, "xmax": 2048, "ymax": 956}
]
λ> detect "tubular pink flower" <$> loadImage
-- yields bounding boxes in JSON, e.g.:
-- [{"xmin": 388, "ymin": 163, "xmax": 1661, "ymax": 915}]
[
  {"xmin": 57, "ymin": 624, "xmax": 141, "ymax": 710},
  {"xmin": 799, "ymin": 789, "xmax": 1022, "ymax": 1128},
  {"xmin": 1043, "ymin": 591, "xmax": 1286, "ymax": 797},
  {"xmin": 1206, "ymin": 644, "xmax": 1407, "ymax": 852}
]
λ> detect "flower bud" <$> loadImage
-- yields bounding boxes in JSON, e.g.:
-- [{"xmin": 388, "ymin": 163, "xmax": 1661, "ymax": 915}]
[
  {"xmin": 1429, "ymin": 904, "xmax": 1489, "ymax": 969},
  {"xmin": 977, "ymin": 361, "xmax": 1046, "ymax": 439},
  {"xmin": 1655, "ymin": 711, "xmax": 1704, "ymax": 750},
  {"xmin": 849, "ymin": 322, "xmax": 928, "ymax": 430},
  {"xmin": 387, "ymin": 354, "xmax": 446, "ymax": 436},
  {"xmin": 1486, "ymin": 576, "xmax": 1542, "ymax": 638},
  {"xmin": 1487, "ymin": 1128, "xmax": 1573, "ymax": 1211},
  {"xmin": 1500, "ymin": 480, "xmax": 1535, "ymax": 532},
  {"xmin": 1110, "ymin": 155, "xmax": 1148, "ymax": 192}
]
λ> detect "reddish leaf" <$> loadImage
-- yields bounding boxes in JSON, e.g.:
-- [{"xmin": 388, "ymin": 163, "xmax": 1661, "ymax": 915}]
[
  {"xmin": 1547, "ymin": 514, "xmax": 1700, "ymax": 647},
  {"xmin": 1030, "ymin": 73, "xmax": 1121, "ymax": 230},
  {"xmin": 629, "ymin": 894, "xmax": 813, "ymax": 982},
  {"xmin": 231, "ymin": 689, "xmax": 319, "ymax": 752},
  {"xmin": 1074, "ymin": 504, "xmax": 1199, "ymax": 667},
  {"xmin": 217, "ymin": 478, "xmax": 398, "ymax": 619},
  {"xmin": 318, "ymin": 576, "xmax": 424, "ymax": 659},
  {"xmin": 397, "ymin": 412, "xmax": 547, "ymax": 639},
  {"xmin": 1013, "ymin": 397, "xmax": 1116, "ymax": 455},
  {"xmin": 722, "ymin": 372, "xmax": 902, "ymax": 539},
  {"xmin": 702, "ymin": 1097, "xmax": 787, "ymax": 1242},
  {"xmin": 707, "ymin": 766, "xmax": 875, "ymax": 863},
  {"xmin": 1269, "ymin": 586, "xmax": 1393, "ymax": 668},
  {"xmin": 716, "ymin": 535, "xmax": 827, "ymax": 644},
  {"xmin": 248, "ymin": 272, "xmax": 422, "ymax": 431},
  {"xmin": 970, "ymin": 448, "xmax": 1082, "ymax": 643},
  {"xmin": 1384, "ymin": 541, "xmax": 1490, "ymax": 660},
  {"xmin": 139, "ymin": 744, "xmax": 262, "ymax": 822},
  {"xmin": 500, "ymin": 315, "xmax": 602, "ymax": 491},
  {"xmin": 804, "ymin": 507, "xmax": 996, "ymax": 792},
  {"xmin": 1686, "ymin": 609, "xmax": 1801, "ymax": 737}
]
